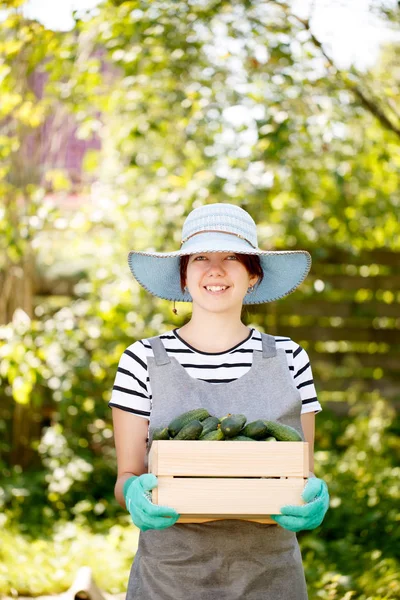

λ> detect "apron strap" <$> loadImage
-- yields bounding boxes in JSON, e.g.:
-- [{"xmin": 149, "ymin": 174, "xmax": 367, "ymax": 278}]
[
  {"xmin": 149, "ymin": 332, "xmax": 275, "ymax": 364},
  {"xmin": 148, "ymin": 336, "xmax": 171, "ymax": 366},
  {"xmin": 260, "ymin": 333, "xmax": 277, "ymax": 358}
]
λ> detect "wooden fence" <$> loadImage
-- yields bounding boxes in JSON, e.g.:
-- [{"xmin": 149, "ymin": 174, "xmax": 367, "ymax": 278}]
[{"xmin": 249, "ymin": 249, "xmax": 400, "ymax": 411}]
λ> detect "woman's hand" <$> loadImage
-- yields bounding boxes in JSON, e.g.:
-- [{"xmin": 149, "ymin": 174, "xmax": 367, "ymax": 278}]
[
  {"xmin": 271, "ymin": 477, "xmax": 329, "ymax": 532},
  {"xmin": 123, "ymin": 474, "xmax": 180, "ymax": 531}
]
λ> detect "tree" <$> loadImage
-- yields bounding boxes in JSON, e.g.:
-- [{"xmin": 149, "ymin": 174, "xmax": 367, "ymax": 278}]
[
  {"xmin": 0, "ymin": 0, "xmax": 398, "ymax": 492},
  {"xmin": 0, "ymin": 6, "xmax": 64, "ymax": 325},
  {"xmin": 0, "ymin": 3, "xmax": 399, "ymax": 596}
]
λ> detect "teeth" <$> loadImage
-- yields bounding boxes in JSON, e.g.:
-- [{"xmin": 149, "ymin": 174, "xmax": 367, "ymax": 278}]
[{"xmin": 205, "ymin": 286, "xmax": 227, "ymax": 292}]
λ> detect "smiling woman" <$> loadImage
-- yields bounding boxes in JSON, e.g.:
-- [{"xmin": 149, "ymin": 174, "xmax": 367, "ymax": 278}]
[
  {"xmin": 110, "ymin": 203, "xmax": 328, "ymax": 600},
  {"xmin": 179, "ymin": 252, "xmax": 264, "ymax": 293},
  {"xmin": 181, "ymin": 252, "xmax": 262, "ymax": 321}
]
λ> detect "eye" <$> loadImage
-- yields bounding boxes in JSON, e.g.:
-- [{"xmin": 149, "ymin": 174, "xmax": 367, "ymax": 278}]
[
  {"xmin": 226, "ymin": 255, "xmax": 238, "ymax": 260},
  {"xmin": 193, "ymin": 255, "xmax": 207, "ymax": 261}
]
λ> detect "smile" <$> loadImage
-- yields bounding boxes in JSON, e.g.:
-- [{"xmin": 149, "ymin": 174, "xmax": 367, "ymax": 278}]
[{"xmin": 203, "ymin": 286, "xmax": 230, "ymax": 294}]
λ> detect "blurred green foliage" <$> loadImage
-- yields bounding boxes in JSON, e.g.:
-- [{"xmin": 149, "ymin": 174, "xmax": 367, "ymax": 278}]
[
  {"xmin": 303, "ymin": 398, "xmax": 400, "ymax": 600},
  {"xmin": 0, "ymin": 521, "xmax": 139, "ymax": 596},
  {"xmin": 0, "ymin": 1, "xmax": 399, "ymax": 598}
]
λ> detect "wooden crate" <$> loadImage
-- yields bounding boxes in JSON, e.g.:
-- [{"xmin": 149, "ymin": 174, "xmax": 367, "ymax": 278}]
[{"xmin": 149, "ymin": 440, "xmax": 309, "ymax": 524}]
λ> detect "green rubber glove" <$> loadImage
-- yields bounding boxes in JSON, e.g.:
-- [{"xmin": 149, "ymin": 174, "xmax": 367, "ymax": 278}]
[
  {"xmin": 271, "ymin": 477, "xmax": 329, "ymax": 532},
  {"xmin": 123, "ymin": 473, "xmax": 180, "ymax": 531}
]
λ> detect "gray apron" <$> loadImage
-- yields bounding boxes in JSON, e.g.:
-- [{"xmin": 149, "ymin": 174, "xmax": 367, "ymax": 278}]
[{"xmin": 126, "ymin": 332, "xmax": 308, "ymax": 600}]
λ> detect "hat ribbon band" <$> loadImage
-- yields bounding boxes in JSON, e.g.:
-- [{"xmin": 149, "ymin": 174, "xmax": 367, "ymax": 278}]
[{"xmin": 180, "ymin": 229, "xmax": 257, "ymax": 249}]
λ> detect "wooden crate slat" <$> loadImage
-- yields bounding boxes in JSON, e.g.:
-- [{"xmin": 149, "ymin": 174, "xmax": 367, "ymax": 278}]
[
  {"xmin": 154, "ymin": 477, "xmax": 306, "ymax": 516},
  {"xmin": 177, "ymin": 516, "xmax": 276, "ymax": 524},
  {"xmin": 149, "ymin": 441, "xmax": 309, "ymax": 477}
]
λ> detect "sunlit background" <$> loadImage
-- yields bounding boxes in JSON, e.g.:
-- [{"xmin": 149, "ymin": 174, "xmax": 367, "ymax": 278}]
[{"xmin": 0, "ymin": 1, "xmax": 399, "ymax": 599}]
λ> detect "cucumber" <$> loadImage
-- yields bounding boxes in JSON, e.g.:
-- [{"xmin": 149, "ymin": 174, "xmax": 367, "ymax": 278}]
[
  {"xmin": 168, "ymin": 408, "xmax": 210, "ymax": 437},
  {"xmin": 220, "ymin": 413, "xmax": 232, "ymax": 421},
  {"xmin": 220, "ymin": 414, "xmax": 247, "ymax": 438},
  {"xmin": 200, "ymin": 429, "xmax": 224, "ymax": 441},
  {"xmin": 262, "ymin": 421, "xmax": 303, "ymax": 442},
  {"xmin": 229, "ymin": 435, "xmax": 254, "ymax": 441},
  {"xmin": 173, "ymin": 420, "xmax": 203, "ymax": 440},
  {"xmin": 152, "ymin": 427, "xmax": 170, "ymax": 440},
  {"xmin": 242, "ymin": 419, "xmax": 269, "ymax": 440},
  {"xmin": 262, "ymin": 436, "xmax": 277, "ymax": 442},
  {"xmin": 199, "ymin": 416, "xmax": 220, "ymax": 438}
]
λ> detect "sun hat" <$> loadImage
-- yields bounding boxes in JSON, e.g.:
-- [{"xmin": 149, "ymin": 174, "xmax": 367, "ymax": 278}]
[{"xmin": 128, "ymin": 203, "xmax": 311, "ymax": 305}]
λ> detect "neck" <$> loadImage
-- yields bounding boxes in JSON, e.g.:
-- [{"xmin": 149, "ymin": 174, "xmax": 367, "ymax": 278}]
[{"xmin": 178, "ymin": 307, "xmax": 251, "ymax": 353}]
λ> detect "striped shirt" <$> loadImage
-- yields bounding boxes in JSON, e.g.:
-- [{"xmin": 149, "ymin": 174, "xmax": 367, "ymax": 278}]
[{"xmin": 109, "ymin": 328, "xmax": 322, "ymax": 418}]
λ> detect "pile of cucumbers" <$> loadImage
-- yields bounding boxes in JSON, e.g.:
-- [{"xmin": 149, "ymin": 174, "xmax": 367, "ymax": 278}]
[{"xmin": 152, "ymin": 408, "xmax": 302, "ymax": 442}]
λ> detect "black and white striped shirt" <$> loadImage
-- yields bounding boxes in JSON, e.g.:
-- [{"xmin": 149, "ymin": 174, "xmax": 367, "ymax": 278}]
[{"xmin": 109, "ymin": 328, "xmax": 322, "ymax": 418}]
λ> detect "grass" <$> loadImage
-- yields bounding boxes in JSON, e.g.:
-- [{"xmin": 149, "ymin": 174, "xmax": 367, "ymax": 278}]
[{"xmin": 0, "ymin": 517, "xmax": 139, "ymax": 597}]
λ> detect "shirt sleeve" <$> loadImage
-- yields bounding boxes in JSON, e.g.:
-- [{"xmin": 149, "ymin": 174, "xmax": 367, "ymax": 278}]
[
  {"xmin": 108, "ymin": 340, "xmax": 151, "ymax": 420},
  {"xmin": 292, "ymin": 344, "xmax": 322, "ymax": 414}
]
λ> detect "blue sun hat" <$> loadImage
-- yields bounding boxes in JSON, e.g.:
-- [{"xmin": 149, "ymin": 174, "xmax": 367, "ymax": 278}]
[{"xmin": 128, "ymin": 203, "xmax": 311, "ymax": 304}]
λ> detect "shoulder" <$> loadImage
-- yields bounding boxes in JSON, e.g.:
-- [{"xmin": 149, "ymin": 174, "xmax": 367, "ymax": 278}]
[
  {"xmin": 269, "ymin": 334, "xmax": 310, "ymax": 366},
  {"xmin": 118, "ymin": 335, "xmax": 160, "ymax": 368},
  {"xmin": 121, "ymin": 330, "xmax": 179, "ymax": 360},
  {"xmin": 272, "ymin": 335, "xmax": 299, "ymax": 351},
  {"xmin": 273, "ymin": 335, "xmax": 308, "ymax": 356},
  {"xmin": 123, "ymin": 338, "xmax": 150, "ymax": 357},
  {"xmin": 253, "ymin": 331, "xmax": 301, "ymax": 355}
]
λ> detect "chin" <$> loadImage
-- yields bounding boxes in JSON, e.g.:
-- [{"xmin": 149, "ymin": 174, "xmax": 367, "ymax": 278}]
[{"xmin": 194, "ymin": 300, "xmax": 242, "ymax": 313}]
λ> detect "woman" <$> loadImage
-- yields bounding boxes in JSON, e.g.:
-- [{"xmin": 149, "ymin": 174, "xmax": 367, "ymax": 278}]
[{"xmin": 110, "ymin": 203, "xmax": 329, "ymax": 600}]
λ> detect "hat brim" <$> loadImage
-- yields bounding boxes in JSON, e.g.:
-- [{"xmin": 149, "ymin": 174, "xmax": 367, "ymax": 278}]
[{"xmin": 128, "ymin": 243, "xmax": 311, "ymax": 305}]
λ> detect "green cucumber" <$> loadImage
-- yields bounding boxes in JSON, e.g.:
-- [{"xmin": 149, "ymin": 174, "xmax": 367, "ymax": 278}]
[
  {"xmin": 200, "ymin": 429, "xmax": 224, "ymax": 441},
  {"xmin": 242, "ymin": 420, "xmax": 269, "ymax": 440},
  {"xmin": 220, "ymin": 413, "xmax": 232, "ymax": 421},
  {"xmin": 220, "ymin": 414, "xmax": 247, "ymax": 438},
  {"xmin": 173, "ymin": 420, "xmax": 203, "ymax": 440},
  {"xmin": 262, "ymin": 436, "xmax": 277, "ymax": 442},
  {"xmin": 152, "ymin": 427, "xmax": 170, "ymax": 440},
  {"xmin": 229, "ymin": 435, "xmax": 254, "ymax": 441},
  {"xmin": 199, "ymin": 416, "xmax": 220, "ymax": 438},
  {"xmin": 168, "ymin": 408, "xmax": 210, "ymax": 437},
  {"xmin": 262, "ymin": 421, "xmax": 303, "ymax": 442}
]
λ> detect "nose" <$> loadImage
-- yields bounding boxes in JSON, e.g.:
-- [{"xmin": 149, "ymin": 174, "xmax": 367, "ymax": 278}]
[{"xmin": 206, "ymin": 257, "xmax": 226, "ymax": 276}]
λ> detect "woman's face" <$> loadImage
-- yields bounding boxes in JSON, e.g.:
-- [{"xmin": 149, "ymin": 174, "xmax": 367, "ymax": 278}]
[{"xmin": 185, "ymin": 252, "xmax": 259, "ymax": 313}]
